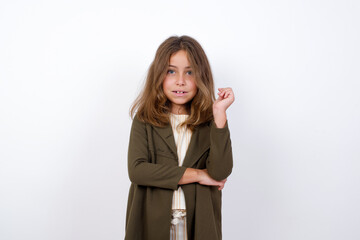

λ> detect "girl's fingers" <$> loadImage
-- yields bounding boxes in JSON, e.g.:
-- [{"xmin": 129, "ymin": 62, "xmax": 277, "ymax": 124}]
[
  {"xmin": 218, "ymin": 87, "xmax": 231, "ymax": 91},
  {"xmin": 217, "ymin": 88, "xmax": 233, "ymax": 95},
  {"xmin": 218, "ymin": 90, "xmax": 233, "ymax": 99}
]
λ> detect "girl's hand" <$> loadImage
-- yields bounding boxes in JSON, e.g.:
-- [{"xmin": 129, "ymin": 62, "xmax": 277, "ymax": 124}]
[
  {"xmin": 213, "ymin": 87, "xmax": 235, "ymax": 112},
  {"xmin": 197, "ymin": 169, "xmax": 227, "ymax": 190}
]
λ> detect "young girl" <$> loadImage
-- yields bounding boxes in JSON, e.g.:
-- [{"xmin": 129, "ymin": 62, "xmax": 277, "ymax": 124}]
[{"xmin": 125, "ymin": 35, "xmax": 234, "ymax": 240}]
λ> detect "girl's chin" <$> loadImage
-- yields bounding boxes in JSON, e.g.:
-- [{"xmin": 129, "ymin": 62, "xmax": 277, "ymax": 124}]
[{"xmin": 171, "ymin": 100, "xmax": 189, "ymax": 106}]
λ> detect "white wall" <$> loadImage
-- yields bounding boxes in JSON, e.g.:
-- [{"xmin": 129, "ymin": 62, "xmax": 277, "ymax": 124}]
[{"xmin": 1, "ymin": 0, "xmax": 359, "ymax": 239}]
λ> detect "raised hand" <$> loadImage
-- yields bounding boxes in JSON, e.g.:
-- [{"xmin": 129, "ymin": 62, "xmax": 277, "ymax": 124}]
[
  {"xmin": 213, "ymin": 87, "xmax": 235, "ymax": 112},
  {"xmin": 212, "ymin": 87, "xmax": 235, "ymax": 128}
]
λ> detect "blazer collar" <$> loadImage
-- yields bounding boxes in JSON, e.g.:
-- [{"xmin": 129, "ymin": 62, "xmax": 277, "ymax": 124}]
[{"xmin": 153, "ymin": 123, "xmax": 210, "ymax": 167}]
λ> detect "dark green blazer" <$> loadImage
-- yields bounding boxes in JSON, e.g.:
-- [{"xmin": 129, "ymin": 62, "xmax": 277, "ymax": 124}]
[{"xmin": 125, "ymin": 116, "xmax": 233, "ymax": 240}]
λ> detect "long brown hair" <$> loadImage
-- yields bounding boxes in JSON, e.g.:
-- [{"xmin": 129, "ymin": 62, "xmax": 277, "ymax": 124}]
[{"xmin": 130, "ymin": 35, "xmax": 215, "ymax": 131}]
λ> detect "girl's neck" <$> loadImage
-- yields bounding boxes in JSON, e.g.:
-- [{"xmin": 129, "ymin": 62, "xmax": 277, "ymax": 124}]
[{"xmin": 170, "ymin": 105, "xmax": 189, "ymax": 115}]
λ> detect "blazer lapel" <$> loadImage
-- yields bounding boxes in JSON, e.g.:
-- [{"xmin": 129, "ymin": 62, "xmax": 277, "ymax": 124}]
[
  {"xmin": 182, "ymin": 124, "xmax": 210, "ymax": 168},
  {"xmin": 153, "ymin": 123, "xmax": 211, "ymax": 167},
  {"xmin": 152, "ymin": 124, "xmax": 178, "ymax": 158}
]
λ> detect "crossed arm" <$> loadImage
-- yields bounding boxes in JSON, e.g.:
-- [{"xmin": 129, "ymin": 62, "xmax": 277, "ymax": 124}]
[
  {"xmin": 178, "ymin": 109, "xmax": 231, "ymax": 191},
  {"xmin": 128, "ymin": 117, "xmax": 232, "ymax": 190},
  {"xmin": 178, "ymin": 168, "xmax": 227, "ymax": 190}
]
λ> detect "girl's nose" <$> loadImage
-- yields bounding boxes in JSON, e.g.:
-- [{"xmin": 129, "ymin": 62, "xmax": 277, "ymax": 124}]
[{"xmin": 176, "ymin": 74, "xmax": 185, "ymax": 86}]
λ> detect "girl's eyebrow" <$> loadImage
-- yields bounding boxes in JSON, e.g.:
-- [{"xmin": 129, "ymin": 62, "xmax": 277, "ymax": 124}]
[{"xmin": 168, "ymin": 65, "xmax": 192, "ymax": 69}]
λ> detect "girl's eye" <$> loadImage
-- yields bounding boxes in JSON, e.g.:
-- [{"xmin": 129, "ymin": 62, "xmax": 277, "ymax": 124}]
[
  {"xmin": 167, "ymin": 69, "xmax": 175, "ymax": 74},
  {"xmin": 186, "ymin": 71, "xmax": 192, "ymax": 75}
]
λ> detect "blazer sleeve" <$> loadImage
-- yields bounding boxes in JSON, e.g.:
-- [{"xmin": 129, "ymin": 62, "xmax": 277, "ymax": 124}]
[
  {"xmin": 127, "ymin": 116, "xmax": 187, "ymax": 190},
  {"xmin": 206, "ymin": 120, "xmax": 233, "ymax": 181}
]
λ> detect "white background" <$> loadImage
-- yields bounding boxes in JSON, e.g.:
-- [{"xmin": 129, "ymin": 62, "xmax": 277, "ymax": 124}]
[{"xmin": 1, "ymin": 0, "xmax": 359, "ymax": 239}]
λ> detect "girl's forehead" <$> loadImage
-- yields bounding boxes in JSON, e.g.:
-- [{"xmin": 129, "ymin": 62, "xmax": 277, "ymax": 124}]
[{"xmin": 169, "ymin": 50, "xmax": 191, "ymax": 65}]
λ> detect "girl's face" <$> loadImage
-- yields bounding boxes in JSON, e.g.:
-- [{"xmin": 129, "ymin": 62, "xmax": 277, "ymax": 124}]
[{"xmin": 162, "ymin": 50, "xmax": 197, "ymax": 114}]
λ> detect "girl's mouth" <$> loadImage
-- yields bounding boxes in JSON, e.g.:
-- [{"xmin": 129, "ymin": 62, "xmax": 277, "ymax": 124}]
[{"xmin": 172, "ymin": 91, "xmax": 187, "ymax": 96}]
